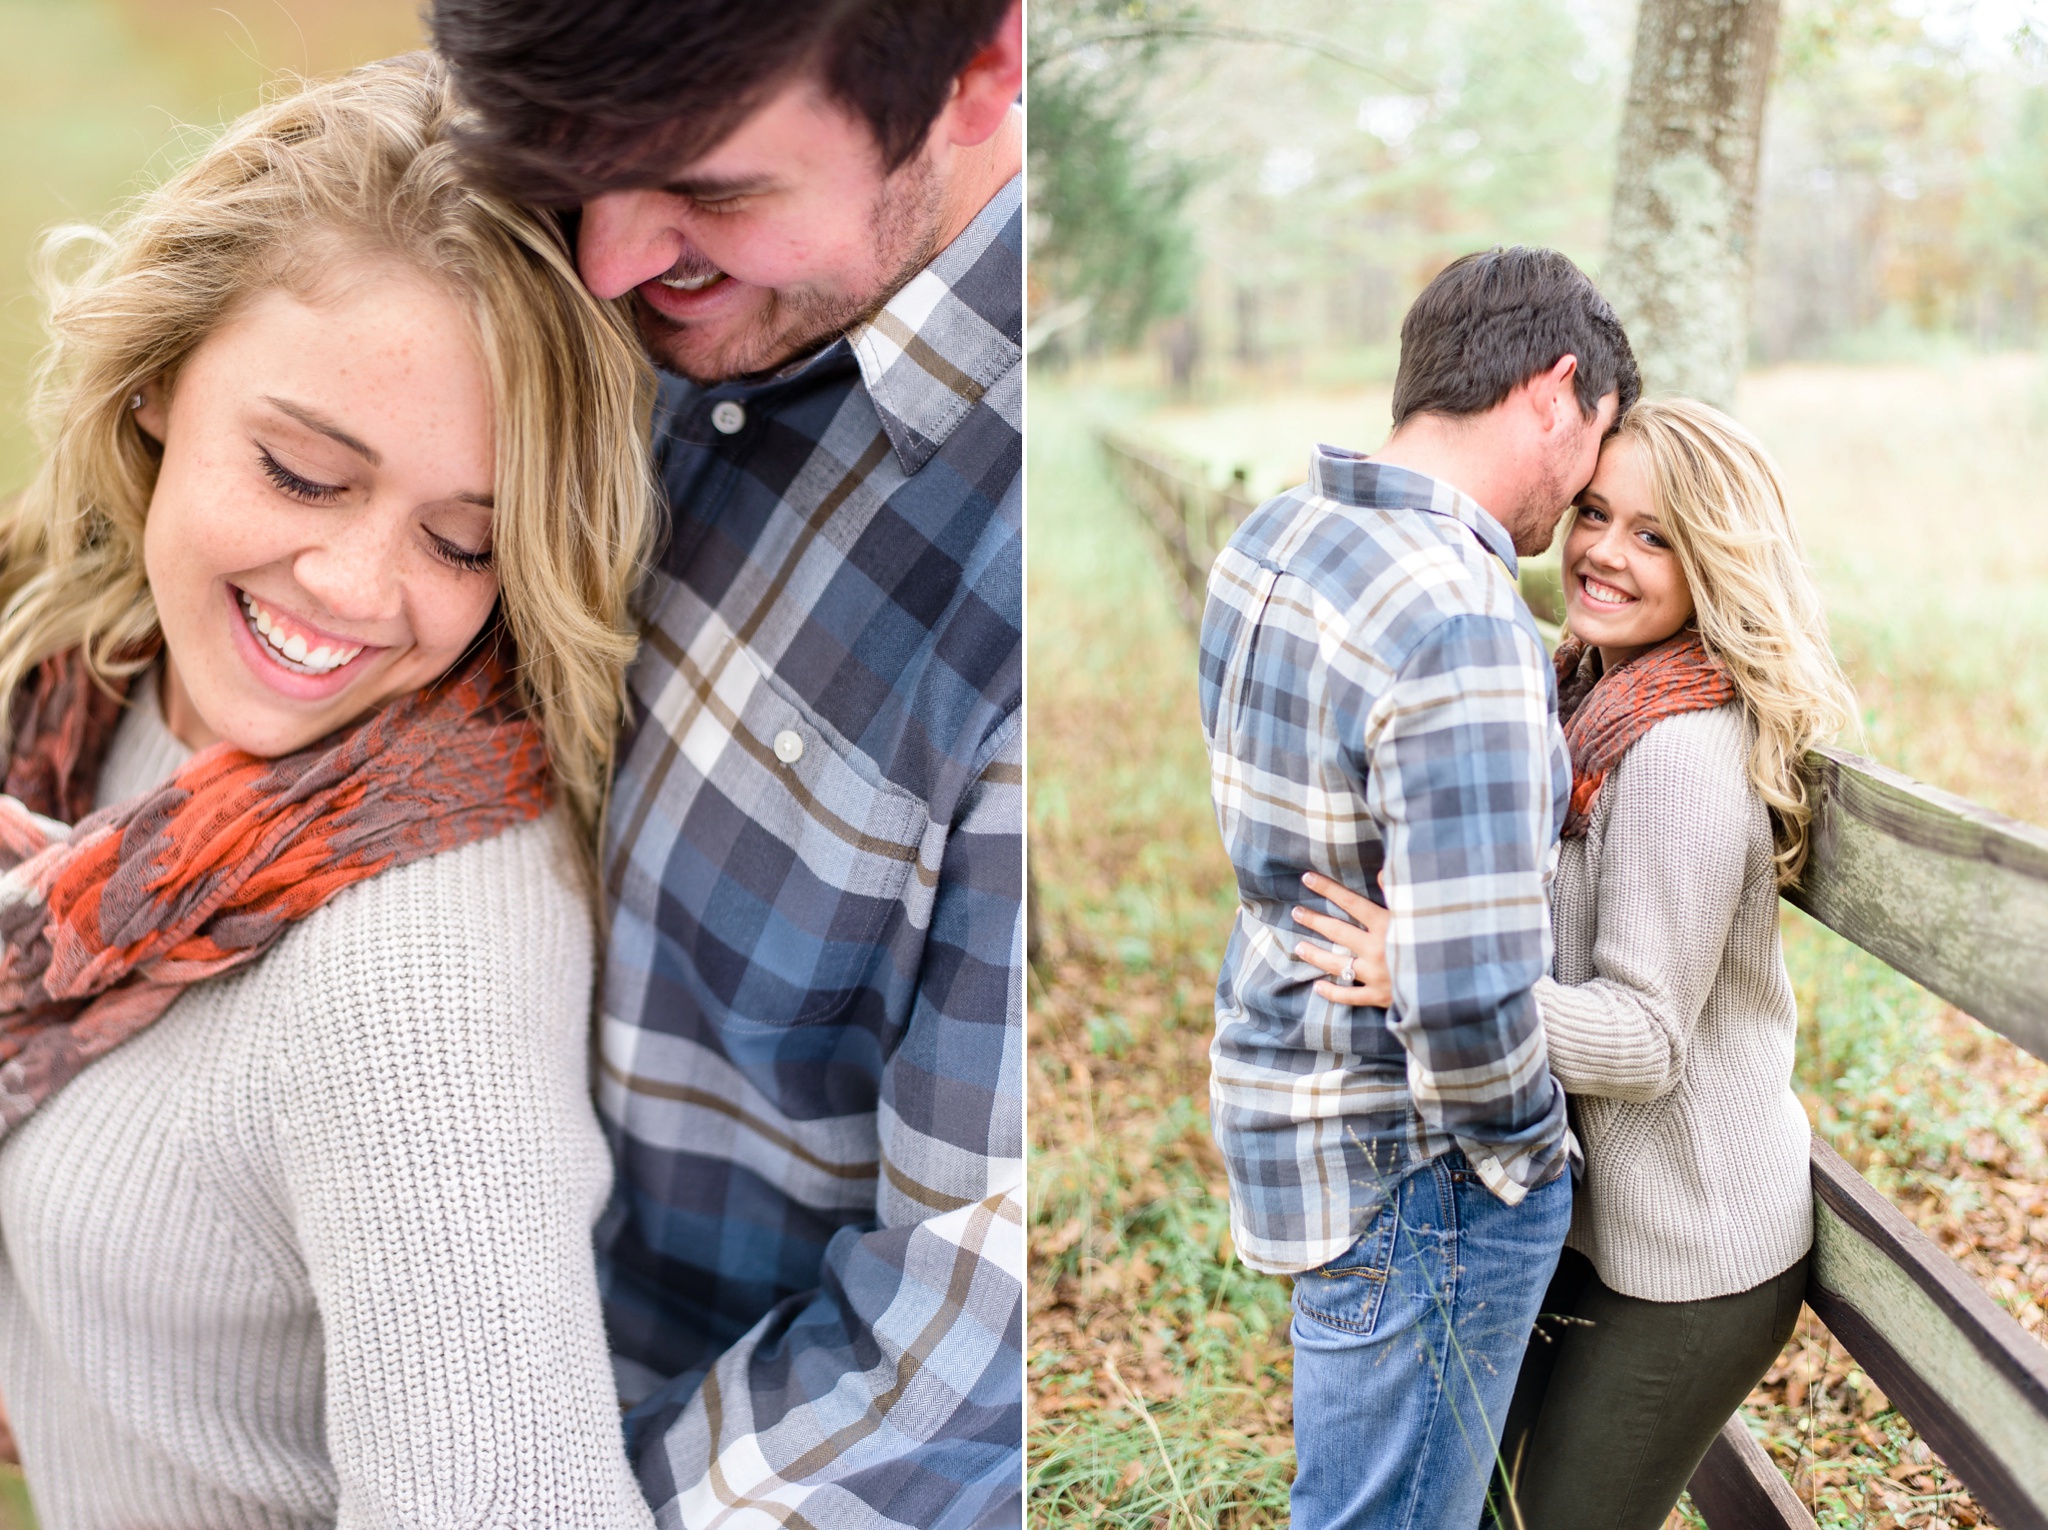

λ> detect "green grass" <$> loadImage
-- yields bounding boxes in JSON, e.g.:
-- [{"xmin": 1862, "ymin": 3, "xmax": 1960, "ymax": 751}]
[
  {"xmin": 1029, "ymin": 379, "xmax": 1295, "ymax": 1525},
  {"xmin": 1788, "ymin": 908, "xmax": 2048, "ymax": 1194}
]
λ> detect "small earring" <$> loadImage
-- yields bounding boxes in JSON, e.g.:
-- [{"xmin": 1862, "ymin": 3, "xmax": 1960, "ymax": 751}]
[{"xmin": 129, "ymin": 392, "xmax": 144, "ymax": 410}]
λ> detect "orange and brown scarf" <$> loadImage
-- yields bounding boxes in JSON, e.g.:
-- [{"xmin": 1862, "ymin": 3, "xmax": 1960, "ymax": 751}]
[
  {"xmin": 0, "ymin": 645, "xmax": 550, "ymax": 1134},
  {"xmin": 1553, "ymin": 629, "xmax": 1737, "ymax": 839}
]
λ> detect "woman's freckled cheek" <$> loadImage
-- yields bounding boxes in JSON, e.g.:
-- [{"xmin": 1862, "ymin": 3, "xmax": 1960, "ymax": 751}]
[{"xmin": 131, "ymin": 271, "xmax": 501, "ymax": 759}]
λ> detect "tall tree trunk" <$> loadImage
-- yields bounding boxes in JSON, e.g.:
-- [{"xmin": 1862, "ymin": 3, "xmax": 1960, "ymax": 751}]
[{"xmin": 1606, "ymin": 0, "xmax": 1781, "ymax": 408}]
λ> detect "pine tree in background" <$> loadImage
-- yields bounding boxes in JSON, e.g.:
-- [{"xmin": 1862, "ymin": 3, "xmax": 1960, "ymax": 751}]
[{"xmin": 1027, "ymin": 2, "xmax": 1198, "ymax": 359}]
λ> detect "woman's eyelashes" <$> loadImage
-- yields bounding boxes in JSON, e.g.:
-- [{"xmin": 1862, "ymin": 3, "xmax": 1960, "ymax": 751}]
[
  {"xmin": 257, "ymin": 447, "xmax": 345, "ymax": 504},
  {"xmin": 257, "ymin": 445, "xmax": 491, "ymax": 574},
  {"xmin": 1576, "ymin": 503, "xmax": 1669, "ymax": 551},
  {"xmin": 427, "ymin": 529, "xmax": 493, "ymax": 574}
]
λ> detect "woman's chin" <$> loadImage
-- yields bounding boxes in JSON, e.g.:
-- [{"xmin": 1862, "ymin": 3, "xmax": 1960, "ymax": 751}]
[
  {"xmin": 1563, "ymin": 604, "xmax": 1609, "ymax": 645},
  {"xmin": 1564, "ymin": 600, "xmax": 1645, "ymax": 648},
  {"xmin": 178, "ymin": 688, "xmax": 346, "ymax": 759}
]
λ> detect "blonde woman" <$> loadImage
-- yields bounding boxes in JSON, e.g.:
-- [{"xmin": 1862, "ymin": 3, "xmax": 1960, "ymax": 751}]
[
  {"xmin": 0, "ymin": 55, "xmax": 659, "ymax": 1527},
  {"xmin": 1293, "ymin": 398, "xmax": 1857, "ymax": 1530}
]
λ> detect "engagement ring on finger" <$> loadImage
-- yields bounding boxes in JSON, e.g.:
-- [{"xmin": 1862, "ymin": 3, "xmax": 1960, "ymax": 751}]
[{"xmin": 1338, "ymin": 956, "xmax": 1356, "ymax": 986}]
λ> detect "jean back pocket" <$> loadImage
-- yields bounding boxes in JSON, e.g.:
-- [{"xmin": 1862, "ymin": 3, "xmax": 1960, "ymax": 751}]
[{"xmin": 1293, "ymin": 1196, "xmax": 1401, "ymax": 1336}]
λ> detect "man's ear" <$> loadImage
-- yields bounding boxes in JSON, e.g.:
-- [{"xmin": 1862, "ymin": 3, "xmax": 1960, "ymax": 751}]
[
  {"xmin": 1534, "ymin": 353, "xmax": 1582, "ymax": 433},
  {"xmin": 942, "ymin": 1, "xmax": 1023, "ymax": 149},
  {"xmin": 132, "ymin": 377, "xmax": 169, "ymax": 447}
]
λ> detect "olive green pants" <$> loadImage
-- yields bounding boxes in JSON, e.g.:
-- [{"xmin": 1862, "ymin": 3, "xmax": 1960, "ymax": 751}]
[{"xmin": 1485, "ymin": 1246, "xmax": 1809, "ymax": 1530}]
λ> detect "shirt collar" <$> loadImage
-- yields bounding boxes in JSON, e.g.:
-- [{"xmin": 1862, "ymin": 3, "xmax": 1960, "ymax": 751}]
[
  {"xmin": 849, "ymin": 172, "xmax": 1022, "ymax": 475},
  {"xmin": 1308, "ymin": 445, "xmax": 1521, "ymax": 578}
]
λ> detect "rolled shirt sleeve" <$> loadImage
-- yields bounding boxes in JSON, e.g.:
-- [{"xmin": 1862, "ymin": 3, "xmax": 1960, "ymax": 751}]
[{"xmin": 1364, "ymin": 613, "xmax": 1570, "ymax": 1201}]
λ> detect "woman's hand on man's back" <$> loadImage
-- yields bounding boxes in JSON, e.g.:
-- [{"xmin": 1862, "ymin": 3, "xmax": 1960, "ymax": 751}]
[{"xmin": 1292, "ymin": 869, "xmax": 1394, "ymax": 1007}]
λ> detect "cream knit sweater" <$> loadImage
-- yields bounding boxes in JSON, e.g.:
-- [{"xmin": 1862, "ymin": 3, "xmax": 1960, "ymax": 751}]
[
  {"xmin": 0, "ymin": 681, "xmax": 654, "ymax": 1529},
  {"xmin": 1537, "ymin": 704, "xmax": 1813, "ymax": 1304}
]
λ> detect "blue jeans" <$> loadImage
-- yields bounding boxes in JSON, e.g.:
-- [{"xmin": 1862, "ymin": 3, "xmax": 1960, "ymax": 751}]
[{"xmin": 1289, "ymin": 1150, "xmax": 1572, "ymax": 1530}]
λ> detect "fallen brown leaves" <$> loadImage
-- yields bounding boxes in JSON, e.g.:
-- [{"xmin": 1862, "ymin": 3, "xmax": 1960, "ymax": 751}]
[
  {"xmin": 1735, "ymin": 1308, "xmax": 1982, "ymax": 1529},
  {"xmin": 1825, "ymin": 1007, "xmax": 2048, "ymax": 1346},
  {"xmin": 1721, "ymin": 1005, "xmax": 2048, "ymax": 1530},
  {"xmin": 1031, "ymin": 779, "xmax": 2048, "ymax": 1530},
  {"xmin": 1029, "ymin": 929, "xmax": 1298, "ymax": 1525}
]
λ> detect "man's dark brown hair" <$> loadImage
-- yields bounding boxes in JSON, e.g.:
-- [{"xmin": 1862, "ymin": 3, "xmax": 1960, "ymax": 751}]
[
  {"xmin": 430, "ymin": 0, "xmax": 1013, "ymax": 204},
  {"xmin": 1391, "ymin": 248, "xmax": 1640, "ymax": 429}
]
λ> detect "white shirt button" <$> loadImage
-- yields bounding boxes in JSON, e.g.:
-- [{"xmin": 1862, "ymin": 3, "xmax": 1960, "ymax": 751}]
[
  {"xmin": 710, "ymin": 400, "xmax": 747, "ymax": 435},
  {"xmin": 773, "ymin": 729, "xmax": 804, "ymax": 764}
]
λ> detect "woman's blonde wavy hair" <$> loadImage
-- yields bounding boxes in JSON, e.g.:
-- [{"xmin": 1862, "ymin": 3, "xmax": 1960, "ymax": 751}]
[
  {"xmin": 1600, "ymin": 397, "xmax": 1859, "ymax": 885},
  {"xmin": 0, "ymin": 51, "xmax": 655, "ymax": 838}
]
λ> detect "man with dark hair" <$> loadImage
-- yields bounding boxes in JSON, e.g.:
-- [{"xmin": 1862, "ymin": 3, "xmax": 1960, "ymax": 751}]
[
  {"xmin": 430, "ymin": 5, "xmax": 1023, "ymax": 1526},
  {"xmin": 1391, "ymin": 249, "xmax": 1641, "ymax": 428},
  {"xmin": 1198, "ymin": 247, "xmax": 1638, "ymax": 1530}
]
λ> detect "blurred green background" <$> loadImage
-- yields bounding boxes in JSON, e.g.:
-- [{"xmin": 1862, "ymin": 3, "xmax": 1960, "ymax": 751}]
[
  {"xmin": 0, "ymin": 0, "xmax": 424, "ymax": 496},
  {"xmin": 1029, "ymin": 0, "xmax": 2048, "ymax": 375},
  {"xmin": 0, "ymin": 4, "xmax": 423, "ymax": 1520}
]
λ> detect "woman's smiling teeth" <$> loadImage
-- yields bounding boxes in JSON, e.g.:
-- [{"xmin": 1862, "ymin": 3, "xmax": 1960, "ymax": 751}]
[
  {"xmin": 238, "ymin": 590, "xmax": 365, "ymax": 675},
  {"xmin": 1579, "ymin": 574, "xmax": 1638, "ymax": 608}
]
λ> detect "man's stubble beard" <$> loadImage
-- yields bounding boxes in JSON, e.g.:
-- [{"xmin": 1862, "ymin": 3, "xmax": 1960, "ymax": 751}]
[
  {"xmin": 1509, "ymin": 425, "xmax": 1598, "ymax": 556},
  {"xmin": 1500, "ymin": 474, "xmax": 1568, "ymax": 558},
  {"xmin": 636, "ymin": 152, "xmax": 947, "ymax": 385}
]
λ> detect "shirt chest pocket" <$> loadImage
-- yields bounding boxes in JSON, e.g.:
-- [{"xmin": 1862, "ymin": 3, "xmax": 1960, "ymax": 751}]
[{"xmin": 672, "ymin": 649, "xmax": 930, "ymax": 1028}]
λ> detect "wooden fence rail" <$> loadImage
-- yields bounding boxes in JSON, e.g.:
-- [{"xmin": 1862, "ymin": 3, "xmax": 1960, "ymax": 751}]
[{"xmin": 1100, "ymin": 427, "xmax": 2048, "ymax": 1530}]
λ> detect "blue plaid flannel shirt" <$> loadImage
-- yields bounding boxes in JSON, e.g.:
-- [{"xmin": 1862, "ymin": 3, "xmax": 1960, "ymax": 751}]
[
  {"xmin": 1197, "ymin": 449, "xmax": 1573, "ymax": 1276},
  {"xmin": 597, "ymin": 176, "xmax": 1022, "ymax": 1528}
]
